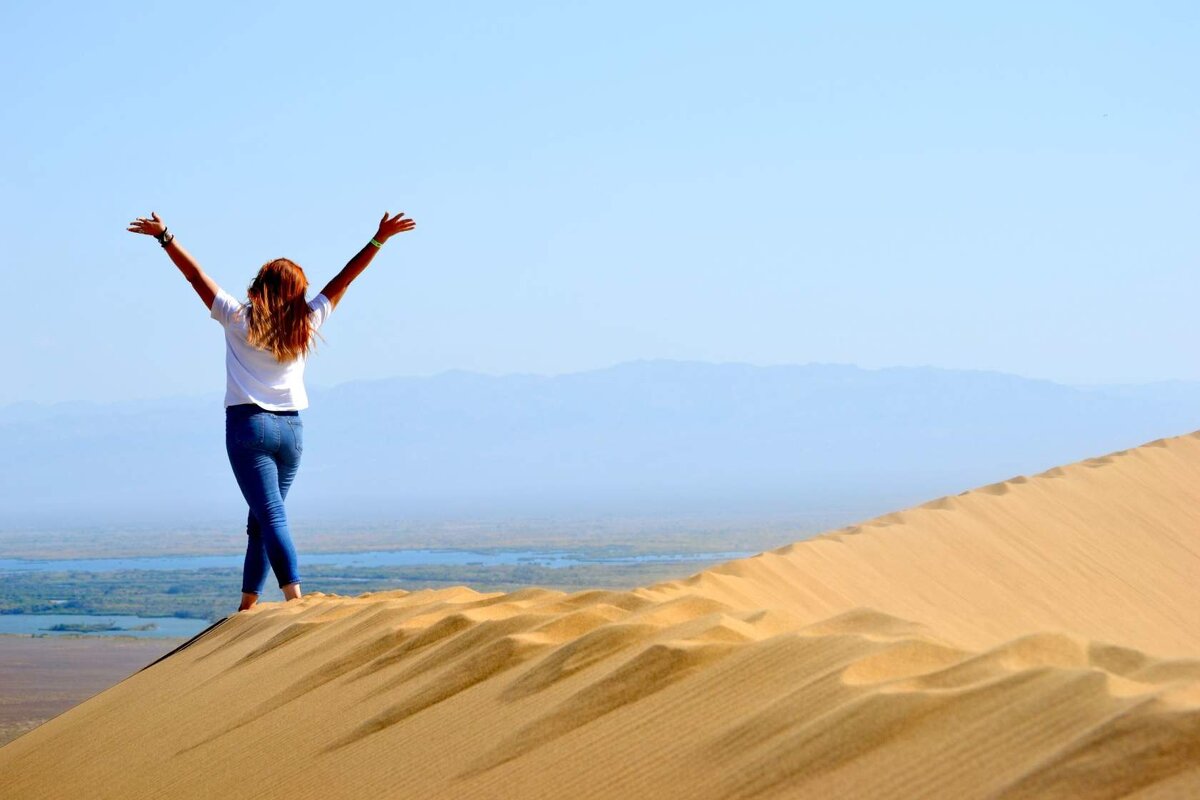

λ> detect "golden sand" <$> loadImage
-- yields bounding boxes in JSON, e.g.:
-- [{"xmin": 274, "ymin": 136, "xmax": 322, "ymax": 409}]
[{"xmin": 3, "ymin": 433, "xmax": 1199, "ymax": 798}]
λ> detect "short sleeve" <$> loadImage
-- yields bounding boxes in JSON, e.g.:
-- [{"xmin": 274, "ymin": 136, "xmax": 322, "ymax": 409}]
[
  {"xmin": 308, "ymin": 293, "xmax": 333, "ymax": 331},
  {"xmin": 210, "ymin": 288, "xmax": 244, "ymax": 327}
]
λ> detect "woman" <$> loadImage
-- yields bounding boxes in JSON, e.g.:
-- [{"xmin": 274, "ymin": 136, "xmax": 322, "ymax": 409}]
[{"xmin": 126, "ymin": 210, "xmax": 416, "ymax": 612}]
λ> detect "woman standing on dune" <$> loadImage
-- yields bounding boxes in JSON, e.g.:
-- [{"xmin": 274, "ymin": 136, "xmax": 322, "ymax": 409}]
[{"xmin": 126, "ymin": 210, "xmax": 416, "ymax": 612}]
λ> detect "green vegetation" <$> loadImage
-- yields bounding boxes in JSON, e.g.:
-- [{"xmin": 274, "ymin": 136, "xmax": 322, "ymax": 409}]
[
  {"xmin": 41, "ymin": 621, "xmax": 158, "ymax": 633},
  {"xmin": 45, "ymin": 622, "xmax": 120, "ymax": 632},
  {"xmin": 0, "ymin": 558, "xmax": 741, "ymax": 623}
]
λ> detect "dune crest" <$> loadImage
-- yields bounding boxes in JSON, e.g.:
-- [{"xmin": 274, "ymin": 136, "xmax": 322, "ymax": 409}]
[
  {"xmin": 3, "ymin": 433, "xmax": 1200, "ymax": 798},
  {"xmin": 642, "ymin": 432, "xmax": 1200, "ymax": 658}
]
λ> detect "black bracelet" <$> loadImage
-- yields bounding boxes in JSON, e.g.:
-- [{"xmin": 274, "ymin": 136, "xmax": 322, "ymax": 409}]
[{"xmin": 156, "ymin": 228, "xmax": 174, "ymax": 247}]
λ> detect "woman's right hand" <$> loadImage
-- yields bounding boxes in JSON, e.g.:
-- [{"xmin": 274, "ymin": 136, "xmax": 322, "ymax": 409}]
[{"xmin": 374, "ymin": 211, "xmax": 416, "ymax": 243}]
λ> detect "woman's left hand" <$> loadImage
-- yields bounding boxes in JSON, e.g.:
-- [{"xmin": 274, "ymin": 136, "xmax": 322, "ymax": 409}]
[{"xmin": 127, "ymin": 211, "xmax": 167, "ymax": 237}]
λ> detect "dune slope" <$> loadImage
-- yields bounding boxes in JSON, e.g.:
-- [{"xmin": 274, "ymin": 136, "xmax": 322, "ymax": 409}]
[{"xmin": 3, "ymin": 433, "xmax": 1200, "ymax": 799}]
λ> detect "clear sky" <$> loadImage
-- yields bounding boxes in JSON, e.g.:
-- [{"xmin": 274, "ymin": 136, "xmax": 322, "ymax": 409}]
[{"xmin": 1, "ymin": 1, "xmax": 1196, "ymax": 405}]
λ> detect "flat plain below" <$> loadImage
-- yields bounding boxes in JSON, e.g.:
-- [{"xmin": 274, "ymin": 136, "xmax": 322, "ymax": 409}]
[{"xmin": 0, "ymin": 634, "xmax": 184, "ymax": 746}]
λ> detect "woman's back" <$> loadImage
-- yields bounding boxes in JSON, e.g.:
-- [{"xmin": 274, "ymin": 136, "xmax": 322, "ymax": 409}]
[{"xmin": 211, "ymin": 289, "xmax": 333, "ymax": 411}]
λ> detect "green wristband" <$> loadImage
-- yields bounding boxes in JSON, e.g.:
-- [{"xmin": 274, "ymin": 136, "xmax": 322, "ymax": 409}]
[{"xmin": 369, "ymin": 238, "xmax": 384, "ymax": 248}]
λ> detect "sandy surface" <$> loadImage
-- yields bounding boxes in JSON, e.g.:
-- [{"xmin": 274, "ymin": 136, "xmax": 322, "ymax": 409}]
[{"xmin": 2, "ymin": 433, "xmax": 1199, "ymax": 798}]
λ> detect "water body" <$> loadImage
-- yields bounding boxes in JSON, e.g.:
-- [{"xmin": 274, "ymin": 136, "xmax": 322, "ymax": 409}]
[
  {"xmin": 0, "ymin": 549, "xmax": 754, "ymax": 574},
  {"xmin": 0, "ymin": 613, "xmax": 211, "ymax": 639}
]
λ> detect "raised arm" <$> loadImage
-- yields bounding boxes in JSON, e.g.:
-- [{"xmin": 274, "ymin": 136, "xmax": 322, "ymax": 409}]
[
  {"xmin": 126, "ymin": 212, "xmax": 220, "ymax": 309},
  {"xmin": 320, "ymin": 211, "xmax": 416, "ymax": 309}
]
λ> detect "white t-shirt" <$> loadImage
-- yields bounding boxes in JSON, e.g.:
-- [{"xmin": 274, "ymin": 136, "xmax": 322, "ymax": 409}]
[{"xmin": 210, "ymin": 288, "xmax": 333, "ymax": 411}]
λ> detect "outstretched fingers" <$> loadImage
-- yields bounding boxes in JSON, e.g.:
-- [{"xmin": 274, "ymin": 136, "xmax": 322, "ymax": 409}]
[
  {"xmin": 126, "ymin": 212, "xmax": 165, "ymax": 235},
  {"xmin": 378, "ymin": 210, "xmax": 415, "ymax": 236}
]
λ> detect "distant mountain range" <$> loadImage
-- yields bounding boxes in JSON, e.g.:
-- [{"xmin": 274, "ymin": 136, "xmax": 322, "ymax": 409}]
[{"xmin": 3, "ymin": 361, "xmax": 1198, "ymax": 527}]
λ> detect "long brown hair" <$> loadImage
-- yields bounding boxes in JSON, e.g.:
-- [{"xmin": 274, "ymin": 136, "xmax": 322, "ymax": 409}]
[{"xmin": 245, "ymin": 258, "xmax": 320, "ymax": 362}]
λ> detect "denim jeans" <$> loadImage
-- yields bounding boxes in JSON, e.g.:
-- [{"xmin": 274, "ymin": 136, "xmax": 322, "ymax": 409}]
[{"xmin": 224, "ymin": 404, "xmax": 303, "ymax": 595}]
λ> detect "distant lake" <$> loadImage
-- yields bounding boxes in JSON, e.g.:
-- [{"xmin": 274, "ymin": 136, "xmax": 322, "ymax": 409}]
[
  {"xmin": 0, "ymin": 613, "xmax": 210, "ymax": 639},
  {"xmin": 0, "ymin": 548, "xmax": 754, "ymax": 574}
]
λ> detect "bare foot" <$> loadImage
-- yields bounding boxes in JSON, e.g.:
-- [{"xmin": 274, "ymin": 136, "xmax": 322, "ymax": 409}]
[
  {"xmin": 282, "ymin": 582, "xmax": 303, "ymax": 602},
  {"xmin": 238, "ymin": 592, "xmax": 259, "ymax": 612}
]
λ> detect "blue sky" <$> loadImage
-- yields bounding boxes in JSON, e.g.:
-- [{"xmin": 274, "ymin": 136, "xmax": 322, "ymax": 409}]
[{"xmin": 1, "ymin": 1, "xmax": 1196, "ymax": 405}]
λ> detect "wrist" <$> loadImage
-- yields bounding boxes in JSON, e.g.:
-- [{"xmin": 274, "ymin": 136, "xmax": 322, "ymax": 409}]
[{"xmin": 369, "ymin": 235, "xmax": 387, "ymax": 248}]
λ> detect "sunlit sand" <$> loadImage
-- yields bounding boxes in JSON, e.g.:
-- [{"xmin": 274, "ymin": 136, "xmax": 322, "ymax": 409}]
[{"xmin": 3, "ymin": 433, "xmax": 1199, "ymax": 798}]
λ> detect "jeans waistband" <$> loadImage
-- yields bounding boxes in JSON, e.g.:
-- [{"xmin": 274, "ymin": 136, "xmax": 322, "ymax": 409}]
[{"xmin": 226, "ymin": 403, "xmax": 300, "ymax": 417}]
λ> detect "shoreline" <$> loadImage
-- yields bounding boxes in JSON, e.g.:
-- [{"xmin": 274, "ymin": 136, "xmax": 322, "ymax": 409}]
[{"xmin": 0, "ymin": 631, "xmax": 191, "ymax": 643}]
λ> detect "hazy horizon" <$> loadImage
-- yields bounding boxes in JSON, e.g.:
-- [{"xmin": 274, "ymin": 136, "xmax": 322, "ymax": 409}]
[
  {"xmin": 6, "ymin": 357, "xmax": 1200, "ymax": 413},
  {"xmin": 4, "ymin": 360, "xmax": 1198, "ymax": 530}
]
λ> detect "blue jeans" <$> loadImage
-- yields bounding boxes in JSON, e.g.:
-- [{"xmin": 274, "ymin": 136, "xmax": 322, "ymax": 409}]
[{"xmin": 224, "ymin": 404, "xmax": 304, "ymax": 595}]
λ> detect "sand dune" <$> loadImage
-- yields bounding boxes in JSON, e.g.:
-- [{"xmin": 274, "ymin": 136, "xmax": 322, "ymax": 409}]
[{"xmin": 3, "ymin": 434, "xmax": 1200, "ymax": 798}]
